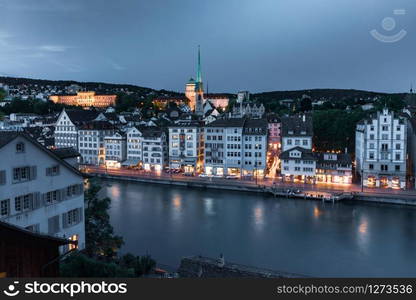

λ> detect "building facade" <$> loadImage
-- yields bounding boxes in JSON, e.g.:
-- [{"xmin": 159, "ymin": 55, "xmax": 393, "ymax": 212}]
[
  {"xmin": 315, "ymin": 152, "xmax": 352, "ymax": 184},
  {"xmin": 280, "ymin": 114, "xmax": 314, "ymax": 182},
  {"xmin": 168, "ymin": 120, "xmax": 204, "ymax": 174},
  {"xmin": 78, "ymin": 121, "xmax": 115, "ymax": 165},
  {"xmin": 104, "ymin": 132, "xmax": 127, "ymax": 168},
  {"xmin": 141, "ymin": 128, "xmax": 167, "ymax": 172},
  {"xmin": 355, "ymin": 108, "xmax": 407, "ymax": 189},
  {"xmin": 0, "ymin": 132, "xmax": 85, "ymax": 251},
  {"xmin": 54, "ymin": 109, "xmax": 99, "ymax": 150},
  {"xmin": 50, "ymin": 91, "xmax": 116, "ymax": 108},
  {"xmin": 204, "ymin": 118, "xmax": 267, "ymax": 177}
]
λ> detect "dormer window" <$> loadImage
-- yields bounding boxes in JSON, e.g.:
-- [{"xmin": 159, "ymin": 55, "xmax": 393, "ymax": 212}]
[{"xmin": 16, "ymin": 142, "xmax": 25, "ymax": 153}]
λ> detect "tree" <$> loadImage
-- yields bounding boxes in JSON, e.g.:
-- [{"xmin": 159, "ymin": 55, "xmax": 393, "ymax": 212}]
[
  {"xmin": 60, "ymin": 253, "xmax": 134, "ymax": 277},
  {"xmin": 120, "ymin": 253, "xmax": 156, "ymax": 277},
  {"xmin": 0, "ymin": 88, "xmax": 5, "ymax": 101},
  {"xmin": 299, "ymin": 97, "xmax": 312, "ymax": 112},
  {"xmin": 374, "ymin": 95, "xmax": 405, "ymax": 112},
  {"xmin": 84, "ymin": 179, "xmax": 124, "ymax": 258}
]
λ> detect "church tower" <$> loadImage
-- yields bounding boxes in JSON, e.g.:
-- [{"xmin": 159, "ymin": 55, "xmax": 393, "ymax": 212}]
[
  {"xmin": 185, "ymin": 78, "xmax": 196, "ymax": 110},
  {"xmin": 195, "ymin": 46, "xmax": 205, "ymax": 116}
]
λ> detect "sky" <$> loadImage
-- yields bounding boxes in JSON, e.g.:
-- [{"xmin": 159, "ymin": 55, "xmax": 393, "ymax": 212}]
[{"xmin": 0, "ymin": 0, "xmax": 415, "ymax": 93}]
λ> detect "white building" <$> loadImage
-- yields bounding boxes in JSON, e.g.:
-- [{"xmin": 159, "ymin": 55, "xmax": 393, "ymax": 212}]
[
  {"xmin": 355, "ymin": 108, "xmax": 407, "ymax": 189},
  {"xmin": 104, "ymin": 131, "xmax": 127, "ymax": 168},
  {"xmin": 204, "ymin": 118, "xmax": 268, "ymax": 177},
  {"xmin": 125, "ymin": 126, "xmax": 143, "ymax": 167},
  {"xmin": 280, "ymin": 114, "xmax": 315, "ymax": 182},
  {"xmin": 168, "ymin": 120, "xmax": 204, "ymax": 174},
  {"xmin": 54, "ymin": 109, "xmax": 100, "ymax": 150},
  {"xmin": 78, "ymin": 121, "xmax": 115, "ymax": 165},
  {"xmin": 0, "ymin": 132, "xmax": 85, "ymax": 250},
  {"xmin": 141, "ymin": 128, "xmax": 167, "ymax": 172}
]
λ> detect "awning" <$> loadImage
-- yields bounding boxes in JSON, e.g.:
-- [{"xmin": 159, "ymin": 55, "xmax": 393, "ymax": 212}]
[{"xmin": 121, "ymin": 158, "xmax": 140, "ymax": 166}]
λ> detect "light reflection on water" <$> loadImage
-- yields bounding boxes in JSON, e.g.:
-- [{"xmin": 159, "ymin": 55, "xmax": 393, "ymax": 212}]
[{"xmin": 102, "ymin": 180, "xmax": 416, "ymax": 277}]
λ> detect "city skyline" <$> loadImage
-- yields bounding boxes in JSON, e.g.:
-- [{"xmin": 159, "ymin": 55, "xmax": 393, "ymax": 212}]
[{"xmin": 0, "ymin": 0, "xmax": 415, "ymax": 93}]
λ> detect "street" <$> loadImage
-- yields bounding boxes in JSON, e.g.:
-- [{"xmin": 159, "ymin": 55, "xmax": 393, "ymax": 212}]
[{"xmin": 82, "ymin": 165, "xmax": 416, "ymax": 199}]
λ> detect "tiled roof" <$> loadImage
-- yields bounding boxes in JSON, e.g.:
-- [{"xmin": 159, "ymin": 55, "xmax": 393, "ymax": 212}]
[
  {"xmin": 206, "ymin": 118, "xmax": 246, "ymax": 128},
  {"xmin": 78, "ymin": 121, "xmax": 114, "ymax": 130},
  {"xmin": 65, "ymin": 109, "xmax": 100, "ymax": 124},
  {"xmin": 314, "ymin": 152, "xmax": 352, "ymax": 166},
  {"xmin": 279, "ymin": 146, "xmax": 316, "ymax": 160},
  {"xmin": 51, "ymin": 147, "xmax": 81, "ymax": 159},
  {"xmin": 281, "ymin": 114, "xmax": 313, "ymax": 137}
]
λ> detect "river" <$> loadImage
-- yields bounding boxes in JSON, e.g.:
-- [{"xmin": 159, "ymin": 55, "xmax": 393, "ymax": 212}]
[{"xmin": 101, "ymin": 179, "xmax": 416, "ymax": 277}]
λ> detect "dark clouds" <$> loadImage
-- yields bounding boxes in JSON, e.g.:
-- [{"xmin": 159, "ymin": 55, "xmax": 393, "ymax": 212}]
[{"xmin": 0, "ymin": 0, "xmax": 415, "ymax": 93}]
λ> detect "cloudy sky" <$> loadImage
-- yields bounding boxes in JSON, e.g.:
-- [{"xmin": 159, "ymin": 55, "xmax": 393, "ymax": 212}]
[{"xmin": 0, "ymin": 0, "xmax": 415, "ymax": 93}]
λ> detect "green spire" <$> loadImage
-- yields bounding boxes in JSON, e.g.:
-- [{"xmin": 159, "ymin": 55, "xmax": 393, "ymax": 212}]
[{"xmin": 196, "ymin": 45, "xmax": 202, "ymax": 83}]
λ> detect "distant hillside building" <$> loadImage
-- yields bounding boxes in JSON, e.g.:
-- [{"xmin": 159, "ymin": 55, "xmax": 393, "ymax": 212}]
[{"xmin": 50, "ymin": 91, "xmax": 116, "ymax": 108}]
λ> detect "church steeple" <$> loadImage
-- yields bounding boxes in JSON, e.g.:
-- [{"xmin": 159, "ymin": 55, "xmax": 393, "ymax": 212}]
[
  {"xmin": 196, "ymin": 45, "xmax": 202, "ymax": 84},
  {"xmin": 195, "ymin": 45, "xmax": 205, "ymax": 116}
]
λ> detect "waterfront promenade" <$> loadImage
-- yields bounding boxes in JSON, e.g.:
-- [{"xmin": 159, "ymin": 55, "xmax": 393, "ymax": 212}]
[{"xmin": 82, "ymin": 165, "xmax": 416, "ymax": 204}]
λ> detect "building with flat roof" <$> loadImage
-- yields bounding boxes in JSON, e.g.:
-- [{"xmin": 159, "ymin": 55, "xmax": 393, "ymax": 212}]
[{"xmin": 50, "ymin": 91, "xmax": 116, "ymax": 108}]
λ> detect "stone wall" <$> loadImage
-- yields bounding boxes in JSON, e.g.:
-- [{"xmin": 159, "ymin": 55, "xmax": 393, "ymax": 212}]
[{"xmin": 177, "ymin": 256, "xmax": 306, "ymax": 278}]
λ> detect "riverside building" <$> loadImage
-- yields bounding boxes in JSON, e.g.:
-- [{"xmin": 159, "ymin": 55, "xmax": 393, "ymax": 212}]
[{"xmin": 355, "ymin": 108, "xmax": 407, "ymax": 189}]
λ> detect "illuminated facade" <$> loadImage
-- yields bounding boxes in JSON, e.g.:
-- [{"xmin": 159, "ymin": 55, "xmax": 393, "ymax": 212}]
[{"xmin": 50, "ymin": 91, "xmax": 116, "ymax": 108}]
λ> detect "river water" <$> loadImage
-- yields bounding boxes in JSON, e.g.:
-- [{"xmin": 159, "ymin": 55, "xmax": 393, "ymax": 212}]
[{"xmin": 101, "ymin": 179, "xmax": 416, "ymax": 277}]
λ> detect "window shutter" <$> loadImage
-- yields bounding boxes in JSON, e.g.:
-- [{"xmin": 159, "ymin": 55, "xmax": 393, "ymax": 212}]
[
  {"xmin": 30, "ymin": 166, "xmax": 37, "ymax": 180},
  {"xmin": 33, "ymin": 192, "xmax": 41, "ymax": 209},
  {"xmin": 78, "ymin": 207, "xmax": 84, "ymax": 223},
  {"xmin": 62, "ymin": 213, "xmax": 68, "ymax": 229},
  {"xmin": 29, "ymin": 193, "xmax": 34, "ymax": 210},
  {"xmin": 0, "ymin": 170, "xmax": 6, "ymax": 185},
  {"xmin": 60, "ymin": 188, "xmax": 67, "ymax": 201},
  {"xmin": 79, "ymin": 183, "xmax": 84, "ymax": 195}
]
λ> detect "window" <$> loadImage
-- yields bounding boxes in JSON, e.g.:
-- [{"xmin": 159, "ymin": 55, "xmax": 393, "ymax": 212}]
[
  {"xmin": 13, "ymin": 166, "xmax": 36, "ymax": 183},
  {"xmin": 381, "ymin": 165, "xmax": 388, "ymax": 171},
  {"xmin": 369, "ymin": 164, "xmax": 374, "ymax": 170},
  {"xmin": 395, "ymin": 153, "xmax": 401, "ymax": 160},
  {"xmin": 63, "ymin": 208, "xmax": 82, "ymax": 227},
  {"xmin": 0, "ymin": 199, "xmax": 10, "ymax": 216},
  {"xmin": 16, "ymin": 142, "xmax": 25, "ymax": 153},
  {"xmin": 45, "ymin": 190, "xmax": 59, "ymax": 204},
  {"xmin": 46, "ymin": 165, "xmax": 60, "ymax": 176},
  {"xmin": 395, "ymin": 165, "xmax": 400, "ymax": 171}
]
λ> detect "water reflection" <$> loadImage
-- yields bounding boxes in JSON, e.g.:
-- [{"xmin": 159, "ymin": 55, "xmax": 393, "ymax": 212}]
[
  {"xmin": 357, "ymin": 215, "xmax": 369, "ymax": 254},
  {"xmin": 253, "ymin": 202, "xmax": 265, "ymax": 230},
  {"xmin": 313, "ymin": 205, "xmax": 323, "ymax": 219},
  {"xmin": 203, "ymin": 198, "xmax": 215, "ymax": 216},
  {"xmin": 105, "ymin": 180, "xmax": 416, "ymax": 277}
]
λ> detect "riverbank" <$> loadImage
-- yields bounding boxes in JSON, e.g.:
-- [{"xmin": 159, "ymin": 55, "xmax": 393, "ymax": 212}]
[{"xmin": 90, "ymin": 172, "xmax": 416, "ymax": 206}]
